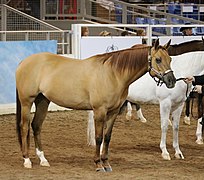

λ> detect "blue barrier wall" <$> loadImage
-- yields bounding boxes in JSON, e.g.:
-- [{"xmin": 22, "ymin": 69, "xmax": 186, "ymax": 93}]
[{"xmin": 0, "ymin": 40, "xmax": 57, "ymax": 104}]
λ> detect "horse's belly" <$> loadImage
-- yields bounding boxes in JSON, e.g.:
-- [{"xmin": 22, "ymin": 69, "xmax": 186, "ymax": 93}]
[{"xmin": 42, "ymin": 90, "xmax": 92, "ymax": 110}]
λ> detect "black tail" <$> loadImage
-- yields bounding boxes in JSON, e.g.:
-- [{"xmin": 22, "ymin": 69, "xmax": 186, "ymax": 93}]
[
  {"xmin": 16, "ymin": 89, "xmax": 22, "ymax": 148},
  {"xmin": 119, "ymin": 100, "xmax": 128, "ymax": 115}
]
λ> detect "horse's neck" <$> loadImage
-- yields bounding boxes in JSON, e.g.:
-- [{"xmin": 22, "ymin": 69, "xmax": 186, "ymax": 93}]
[
  {"xmin": 169, "ymin": 43, "xmax": 202, "ymax": 56},
  {"xmin": 114, "ymin": 48, "xmax": 149, "ymax": 86},
  {"xmin": 168, "ymin": 47, "xmax": 179, "ymax": 56},
  {"xmin": 126, "ymin": 62, "xmax": 148, "ymax": 86}
]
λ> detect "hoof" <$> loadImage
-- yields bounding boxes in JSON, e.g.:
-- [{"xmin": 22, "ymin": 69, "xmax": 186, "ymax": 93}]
[
  {"xmin": 24, "ymin": 158, "xmax": 32, "ymax": 168},
  {"xmin": 183, "ymin": 116, "xmax": 190, "ymax": 125},
  {"xmin": 126, "ymin": 114, "xmax": 132, "ymax": 121},
  {"xmin": 24, "ymin": 163, "xmax": 32, "ymax": 168},
  {"xmin": 40, "ymin": 161, "xmax": 50, "ymax": 167},
  {"xmin": 96, "ymin": 163, "xmax": 106, "ymax": 172},
  {"xmin": 104, "ymin": 165, "xmax": 112, "ymax": 172},
  {"xmin": 175, "ymin": 153, "xmax": 184, "ymax": 159},
  {"xmin": 162, "ymin": 153, "xmax": 171, "ymax": 160},
  {"xmin": 140, "ymin": 118, "xmax": 147, "ymax": 123},
  {"xmin": 96, "ymin": 167, "xmax": 106, "ymax": 172},
  {"xmin": 196, "ymin": 139, "xmax": 203, "ymax": 145}
]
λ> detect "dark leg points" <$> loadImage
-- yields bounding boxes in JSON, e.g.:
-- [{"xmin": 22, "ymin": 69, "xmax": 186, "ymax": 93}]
[
  {"xmin": 94, "ymin": 159, "xmax": 105, "ymax": 172},
  {"xmin": 101, "ymin": 158, "xmax": 112, "ymax": 172},
  {"xmin": 104, "ymin": 134, "xmax": 111, "ymax": 144},
  {"xmin": 95, "ymin": 137, "xmax": 103, "ymax": 146}
]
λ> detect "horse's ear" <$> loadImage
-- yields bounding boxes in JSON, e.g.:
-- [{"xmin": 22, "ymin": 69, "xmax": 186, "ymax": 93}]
[
  {"xmin": 164, "ymin": 39, "xmax": 171, "ymax": 49},
  {"xmin": 154, "ymin": 39, "xmax": 159, "ymax": 50}
]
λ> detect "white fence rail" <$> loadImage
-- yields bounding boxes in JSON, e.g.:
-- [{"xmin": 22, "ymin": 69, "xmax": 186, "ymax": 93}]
[
  {"xmin": 72, "ymin": 23, "xmax": 204, "ymax": 59},
  {"xmin": 0, "ymin": 30, "xmax": 72, "ymax": 54}
]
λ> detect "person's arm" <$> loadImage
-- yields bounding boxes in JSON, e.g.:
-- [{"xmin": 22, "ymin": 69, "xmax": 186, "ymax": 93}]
[
  {"xmin": 185, "ymin": 74, "xmax": 204, "ymax": 85},
  {"xmin": 194, "ymin": 85, "xmax": 204, "ymax": 95},
  {"xmin": 193, "ymin": 74, "xmax": 204, "ymax": 85}
]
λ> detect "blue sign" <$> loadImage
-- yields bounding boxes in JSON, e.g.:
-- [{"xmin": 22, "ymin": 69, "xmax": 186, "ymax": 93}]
[{"xmin": 0, "ymin": 40, "xmax": 57, "ymax": 104}]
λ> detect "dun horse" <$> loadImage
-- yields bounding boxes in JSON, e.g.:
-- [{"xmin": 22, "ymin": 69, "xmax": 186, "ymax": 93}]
[
  {"xmin": 16, "ymin": 39, "xmax": 175, "ymax": 171},
  {"xmin": 123, "ymin": 39, "xmax": 204, "ymax": 124}
]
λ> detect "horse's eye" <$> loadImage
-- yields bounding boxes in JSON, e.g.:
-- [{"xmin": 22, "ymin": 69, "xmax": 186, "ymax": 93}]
[{"xmin": 156, "ymin": 57, "xmax": 162, "ymax": 64}]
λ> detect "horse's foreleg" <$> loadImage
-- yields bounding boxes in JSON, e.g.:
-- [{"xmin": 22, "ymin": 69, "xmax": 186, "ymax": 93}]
[
  {"xmin": 172, "ymin": 104, "xmax": 184, "ymax": 159},
  {"xmin": 159, "ymin": 101, "xmax": 171, "ymax": 160},
  {"xmin": 21, "ymin": 105, "xmax": 32, "ymax": 168},
  {"xmin": 32, "ymin": 94, "xmax": 50, "ymax": 167},
  {"xmin": 93, "ymin": 108, "xmax": 106, "ymax": 172},
  {"xmin": 195, "ymin": 117, "xmax": 203, "ymax": 144},
  {"xmin": 101, "ymin": 109, "xmax": 119, "ymax": 172}
]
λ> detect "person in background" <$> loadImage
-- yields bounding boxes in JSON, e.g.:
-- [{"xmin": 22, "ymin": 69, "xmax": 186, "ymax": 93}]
[
  {"xmin": 99, "ymin": 30, "xmax": 111, "ymax": 36},
  {"xmin": 136, "ymin": 29, "xmax": 146, "ymax": 44},
  {"xmin": 81, "ymin": 27, "xmax": 89, "ymax": 36},
  {"xmin": 27, "ymin": 0, "xmax": 40, "ymax": 19},
  {"xmin": 136, "ymin": 29, "xmax": 146, "ymax": 36},
  {"xmin": 180, "ymin": 24, "xmax": 194, "ymax": 36},
  {"xmin": 121, "ymin": 31, "xmax": 130, "ymax": 36}
]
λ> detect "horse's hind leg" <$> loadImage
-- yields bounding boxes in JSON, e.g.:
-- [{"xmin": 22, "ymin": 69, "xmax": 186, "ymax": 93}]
[
  {"xmin": 32, "ymin": 93, "xmax": 50, "ymax": 167},
  {"xmin": 134, "ymin": 103, "xmax": 147, "ymax": 123},
  {"xmin": 196, "ymin": 117, "xmax": 203, "ymax": 144},
  {"xmin": 21, "ymin": 104, "xmax": 33, "ymax": 168}
]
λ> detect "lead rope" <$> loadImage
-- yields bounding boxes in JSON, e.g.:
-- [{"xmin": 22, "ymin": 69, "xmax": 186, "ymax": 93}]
[
  {"xmin": 176, "ymin": 79, "xmax": 198, "ymax": 120},
  {"xmin": 189, "ymin": 87, "xmax": 197, "ymax": 119},
  {"xmin": 176, "ymin": 77, "xmax": 189, "ymax": 97}
]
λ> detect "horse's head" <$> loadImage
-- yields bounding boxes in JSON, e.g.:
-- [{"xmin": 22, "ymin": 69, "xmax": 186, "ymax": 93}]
[{"xmin": 149, "ymin": 39, "xmax": 176, "ymax": 88}]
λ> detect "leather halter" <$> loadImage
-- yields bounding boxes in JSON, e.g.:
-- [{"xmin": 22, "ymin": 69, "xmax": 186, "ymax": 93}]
[{"xmin": 148, "ymin": 55, "xmax": 173, "ymax": 86}]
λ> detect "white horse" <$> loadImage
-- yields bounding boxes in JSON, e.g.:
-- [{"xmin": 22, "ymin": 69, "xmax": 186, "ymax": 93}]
[{"xmin": 88, "ymin": 51, "xmax": 204, "ymax": 160}]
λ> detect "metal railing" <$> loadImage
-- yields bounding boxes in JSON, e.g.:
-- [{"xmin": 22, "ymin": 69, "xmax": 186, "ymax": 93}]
[
  {"xmin": 0, "ymin": 4, "xmax": 72, "ymax": 54},
  {"xmin": 0, "ymin": 30, "xmax": 71, "ymax": 54},
  {"xmin": 40, "ymin": 0, "xmax": 204, "ymax": 25}
]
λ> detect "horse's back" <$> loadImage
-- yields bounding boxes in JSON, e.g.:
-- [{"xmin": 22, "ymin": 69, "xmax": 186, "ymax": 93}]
[
  {"xmin": 16, "ymin": 52, "xmax": 89, "ymax": 82},
  {"xmin": 17, "ymin": 52, "xmax": 79, "ymax": 71},
  {"xmin": 16, "ymin": 53, "xmax": 91, "ymax": 105}
]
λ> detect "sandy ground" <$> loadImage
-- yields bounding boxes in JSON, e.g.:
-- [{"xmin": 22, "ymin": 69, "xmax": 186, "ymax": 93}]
[{"xmin": 0, "ymin": 103, "xmax": 204, "ymax": 180}]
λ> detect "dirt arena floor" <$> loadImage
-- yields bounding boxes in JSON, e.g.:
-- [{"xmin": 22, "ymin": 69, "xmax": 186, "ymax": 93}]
[{"xmin": 1, "ymin": 103, "xmax": 204, "ymax": 180}]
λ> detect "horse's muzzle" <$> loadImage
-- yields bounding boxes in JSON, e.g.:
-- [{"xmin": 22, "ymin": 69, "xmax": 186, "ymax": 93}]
[{"xmin": 162, "ymin": 70, "xmax": 176, "ymax": 89}]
